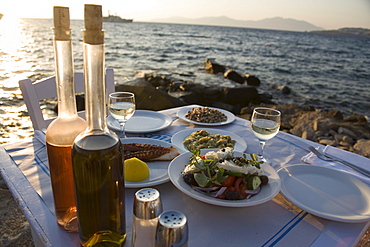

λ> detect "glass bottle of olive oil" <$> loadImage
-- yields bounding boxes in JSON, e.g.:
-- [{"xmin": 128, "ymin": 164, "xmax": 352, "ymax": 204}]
[{"xmin": 72, "ymin": 5, "xmax": 126, "ymax": 246}]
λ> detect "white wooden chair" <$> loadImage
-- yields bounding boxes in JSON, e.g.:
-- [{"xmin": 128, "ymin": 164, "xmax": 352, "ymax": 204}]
[{"xmin": 19, "ymin": 68, "xmax": 115, "ymax": 131}]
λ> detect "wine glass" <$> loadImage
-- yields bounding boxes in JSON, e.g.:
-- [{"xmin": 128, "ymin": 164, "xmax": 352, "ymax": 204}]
[
  {"xmin": 250, "ymin": 107, "xmax": 281, "ymax": 162},
  {"xmin": 108, "ymin": 92, "xmax": 136, "ymax": 138}
]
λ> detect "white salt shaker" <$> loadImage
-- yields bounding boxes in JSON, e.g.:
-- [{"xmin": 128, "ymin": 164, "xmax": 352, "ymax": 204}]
[{"xmin": 132, "ymin": 188, "xmax": 163, "ymax": 247}]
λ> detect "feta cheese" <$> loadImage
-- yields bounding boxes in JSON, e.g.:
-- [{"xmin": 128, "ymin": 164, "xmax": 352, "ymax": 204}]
[
  {"xmin": 205, "ymin": 151, "xmax": 218, "ymax": 159},
  {"xmin": 217, "ymin": 159, "xmax": 263, "ymax": 175},
  {"xmin": 183, "ymin": 164, "xmax": 197, "ymax": 173},
  {"xmin": 204, "ymin": 147, "xmax": 234, "ymax": 160}
]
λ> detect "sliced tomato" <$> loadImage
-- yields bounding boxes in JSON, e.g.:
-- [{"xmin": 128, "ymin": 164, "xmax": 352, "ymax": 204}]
[
  {"xmin": 234, "ymin": 177, "xmax": 248, "ymax": 199},
  {"xmin": 221, "ymin": 175, "xmax": 236, "ymax": 187},
  {"xmin": 234, "ymin": 177, "xmax": 243, "ymax": 194},
  {"xmin": 227, "ymin": 186, "xmax": 236, "ymax": 192},
  {"xmin": 239, "ymin": 184, "xmax": 248, "ymax": 199},
  {"xmin": 200, "ymin": 155, "xmax": 206, "ymax": 159}
]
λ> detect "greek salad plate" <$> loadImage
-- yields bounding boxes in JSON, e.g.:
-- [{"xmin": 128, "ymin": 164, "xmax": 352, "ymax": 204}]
[
  {"xmin": 177, "ymin": 107, "xmax": 235, "ymax": 126},
  {"xmin": 168, "ymin": 151, "xmax": 281, "ymax": 207},
  {"xmin": 278, "ymin": 165, "xmax": 370, "ymax": 223},
  {"xmin": 107, "ymin": 110, "xmax": 173, "ymax": 133}
]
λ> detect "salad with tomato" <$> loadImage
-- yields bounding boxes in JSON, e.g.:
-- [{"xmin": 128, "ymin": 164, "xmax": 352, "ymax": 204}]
[{"xmin": 181, "ymin": 147, "xmax": 269, "ymax": 200}]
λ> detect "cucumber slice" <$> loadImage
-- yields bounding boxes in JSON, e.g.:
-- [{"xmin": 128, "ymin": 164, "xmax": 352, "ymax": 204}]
[{"xmin": 247, "ymin": 176, "xmax": 261, "ymax": 190}]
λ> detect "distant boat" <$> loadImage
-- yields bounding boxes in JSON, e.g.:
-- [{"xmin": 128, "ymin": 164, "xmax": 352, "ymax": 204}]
[{"xmin": 103, "ymin": 14, "xmax": 133, "ymax": 23}]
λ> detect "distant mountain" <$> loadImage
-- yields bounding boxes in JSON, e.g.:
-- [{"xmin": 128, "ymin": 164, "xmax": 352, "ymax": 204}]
[
  {"xmin": 312, "ymin": 27, "xmax": 370, "ymax": 37},
  {"xmin": 150, "ymin": 16, "xmax": 324, "ymax": 32}
]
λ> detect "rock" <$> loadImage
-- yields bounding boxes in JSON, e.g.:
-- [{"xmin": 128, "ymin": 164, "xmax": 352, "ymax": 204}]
[
  {"xmin": 220, "ymin": 86, "xmax": 259, "ymax": 108},
  {"xmin": 334, "ymin": 133, "xmax": 345, "ymax": 142},
  {"xmin": 343, "ymin": 114, "xmax": 368, "ymax": 123},
  {"xmin": 278, "ymin": 85, "xmax": 291, "ymax": 94},
  {"xmin": 338, "ymin": 127, "xmax": 357, "ymax": 139},
  {"xmin": 224, "ymin": 69, "xmax": 245, "ymax": 84},
  {"xmin": 258, "ymin": 93, "xmax": 275, "ymax": 104},
  {"xmin": 302, "ymin": 129, "xmax": 315, "ymax": 140},
  {"xmin": 205, "ymin": 59, "xmax": 225, "ymax": 74},
  {"xmin": 313, "ymin": 118, "xmax": 331, "ymax": 132},
  {"xmin": 145, "ymin": 74, "xmax": 173, "ymax": 89},
  {"xmin": 328, "ymin": 129, "xmax": 337, "ymax": 137},
  {"xmin": 319, "ymin": 139, "xmax": 338, "ymax": 146},
  {"xmin": 327, "ymin": 110, "xmax": 343, "ymax": 120},
  {"xmin": 354, "ymin": 139, "xmax": 370, "ymax": 158},
  {"xmin": 289, "ymin": 128, "xmax": 301, "ymax": 137},
  {"xmin": 116, "ymin": 81, "xmax": 185, "ymax": 111},
  {"xmin": 245, "ymin": 74, "xmax": 261, "ymax": 86},
  {"xmin": 212, "ymin": 102, "xmax": 243, "ymax": 115}
]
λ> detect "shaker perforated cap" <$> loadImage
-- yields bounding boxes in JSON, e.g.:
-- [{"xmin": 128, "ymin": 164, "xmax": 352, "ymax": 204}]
[
  {"xmin": 133, "ymin": 188, "xmax": 163, "ymax": 219},
  {"xmin": 155, "ymin": 211, "xmax": 188, "ymax": 247},
  {"xmin": 158, "ymin": 211, "xmax": 187, "ymax": 228}
]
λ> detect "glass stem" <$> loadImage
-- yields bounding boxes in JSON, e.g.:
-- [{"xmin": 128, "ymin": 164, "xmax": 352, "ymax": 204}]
[
  {"xmin": 120, "ymin": 122, "xmax": 126, "ymax": 138},
  {"xmin": 258, "ymin": 141, "xmax": 266, "ymax": 161}
]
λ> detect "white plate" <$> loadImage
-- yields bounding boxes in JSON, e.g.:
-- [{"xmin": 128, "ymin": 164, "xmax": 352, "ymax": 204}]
[
  {"xmin": 168, "ymin": 151, "xmax": 281, "ymax": 207},
  {"xmin": 107, "ymin": 110, "xmax": 173, "ymax": 133},
  {"xmin": 122, "ymin": 138, "xmax": 181, "ymax": 188},
  {"xmin": 278, "ymin": 165, "xmax": 370, "ymax": 223},
  {"xmin": 177, "ymin": 107, "xmax": 235, "ymax": 126},
  {"xmin": 171, "ymin": 128, "xmax": 247, "ymax": 153}
]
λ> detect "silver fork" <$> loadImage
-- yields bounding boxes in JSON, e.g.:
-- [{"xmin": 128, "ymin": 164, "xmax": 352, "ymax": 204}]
[{"xmin": 309, "ymin": 146, "xmax": 370, "ymax": 178}]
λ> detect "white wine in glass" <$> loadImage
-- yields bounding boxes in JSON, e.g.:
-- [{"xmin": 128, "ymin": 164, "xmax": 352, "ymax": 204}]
[
  {"xmin": 251, "ymin": 107, "xmax": 281, "ymax": 161},
  {"xmin": 108, "ymin": 92, "xmax": 135, "ymax": 138}
]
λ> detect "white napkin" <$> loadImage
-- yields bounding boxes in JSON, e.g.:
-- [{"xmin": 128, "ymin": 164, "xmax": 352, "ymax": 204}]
[{"xmin": 302, "ymin": 145, "xmax": 370, "ymax": 185}]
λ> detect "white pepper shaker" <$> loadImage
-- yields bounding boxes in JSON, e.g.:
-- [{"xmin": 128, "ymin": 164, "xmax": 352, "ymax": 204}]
[{"xmin": 155, "ymin": 210, "xmax": 188, "ymax": 247}]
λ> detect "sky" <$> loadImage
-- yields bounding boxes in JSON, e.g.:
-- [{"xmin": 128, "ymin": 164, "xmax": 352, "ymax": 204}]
[{"xmin": 2, "ymin": 0, "xmax": 370, "ymax": 30}]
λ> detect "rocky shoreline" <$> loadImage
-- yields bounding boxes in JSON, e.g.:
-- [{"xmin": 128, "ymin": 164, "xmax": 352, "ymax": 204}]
[
  {"xmin": 1, "ymin": 61, "xmax": 370, "ymax": 246},
  {"xmin": 116, "ymin": 59, "xmax": 370, "ymax": 158}
]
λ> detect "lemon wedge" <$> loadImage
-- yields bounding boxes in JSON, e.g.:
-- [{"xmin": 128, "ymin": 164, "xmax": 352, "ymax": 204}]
[{"xmin": 124, "ymin": 157, "xmax": 150, "ymax": 182}]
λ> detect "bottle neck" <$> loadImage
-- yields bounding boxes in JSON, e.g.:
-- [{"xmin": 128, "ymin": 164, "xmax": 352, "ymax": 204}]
[
  {"xmin": 53, "ymin": 39, "xmax": 78, "ymax": 118},
  {"xmin": 83, "ymin": 43, "xmax": 107, "ymax": 132}
]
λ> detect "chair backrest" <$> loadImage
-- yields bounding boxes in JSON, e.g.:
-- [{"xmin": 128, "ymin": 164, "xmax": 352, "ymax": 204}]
[{"xmin": 19, "ymin": 68, "xmax": 115, "ymax": 131}]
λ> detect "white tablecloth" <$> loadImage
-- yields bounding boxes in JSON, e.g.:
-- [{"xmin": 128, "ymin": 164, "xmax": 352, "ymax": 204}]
[{"xmin": 2, "ymin": 105, "xmax": 369, "ymax": 247}]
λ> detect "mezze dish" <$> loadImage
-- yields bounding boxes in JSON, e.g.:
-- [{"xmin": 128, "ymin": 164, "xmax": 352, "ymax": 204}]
[
  {"xmin": 177, "ymin": 107, "xmax": 235, "ymax": 126},
  {"xmin": 185, "ymin": 107, "xmax": 227, "ymax": 123},
  {"xmin": 183, "ymin": 129, "xmax": 236, "ymax": 152},
  {"xmin": 171, "ymin": 128, "xmax": 247, "ymax": 153},
  {"xmin": 168, "ymin": 148, "xmax": 281, "ymax": 207},
  {"xmin": 121, "ymin": 138, "xmax": 181, "ymax": 188}
]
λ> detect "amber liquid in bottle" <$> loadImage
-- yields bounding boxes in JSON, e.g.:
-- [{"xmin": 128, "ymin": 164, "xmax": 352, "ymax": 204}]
[
  {"xmin": 47, "ymin": 6, "xmax": 87, "ymax": 232},
  {"xmin": 72, "ymin": 135, "xmax": 126, "ymax": 246},
  {"xmin": 46, "ymin": 143, "xmax": 77, "ymax": 230}
]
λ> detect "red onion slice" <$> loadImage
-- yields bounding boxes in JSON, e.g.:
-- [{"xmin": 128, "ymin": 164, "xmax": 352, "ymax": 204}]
[
  {"xmin": 192, "ymin": 186, "xmax": 220, "ymax": 192},
  {"xmin": 214, "ymin": 187, "xmax": 227, "ymax": 198},
  {"xmin": 245, "ymin": 186, "xmax": 261, "ymax": 195}
]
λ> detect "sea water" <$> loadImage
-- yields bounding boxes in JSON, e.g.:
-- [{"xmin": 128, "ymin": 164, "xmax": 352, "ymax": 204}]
[{"xmin": 0, "ymin": 18, "xmax": 369, "ymax": 143}]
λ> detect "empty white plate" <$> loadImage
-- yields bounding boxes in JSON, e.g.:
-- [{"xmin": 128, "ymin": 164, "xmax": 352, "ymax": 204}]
[
  {"xmin": 107, "ymin": 110, "xmax": 173, "ymax": 133},
  {"xmin": 278, "ymin": 165, "xmax": 370, "ymax": 223}
]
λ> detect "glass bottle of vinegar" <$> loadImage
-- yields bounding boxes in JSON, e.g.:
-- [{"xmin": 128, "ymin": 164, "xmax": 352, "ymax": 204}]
[
  {"xmin": 72, "ymin": 4, "xmax": 126, "ymax": 246},
  {"xmin": 46, "ymin": 6, "xmax": 87, "ymax": 232}
]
